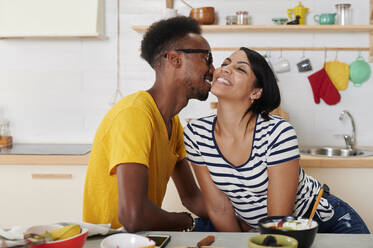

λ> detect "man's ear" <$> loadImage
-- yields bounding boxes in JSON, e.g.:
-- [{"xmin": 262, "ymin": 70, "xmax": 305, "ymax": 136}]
[{"xmin": 165, "ymin": 50, "xmax": 182, "ymax": 68}]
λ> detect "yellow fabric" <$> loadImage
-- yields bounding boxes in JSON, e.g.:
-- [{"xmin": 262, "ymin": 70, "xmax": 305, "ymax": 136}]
[
  {"xmin": 325, "ymin": 60, "xmax": 350, "ymax": 90},
  {"xmin": 83, "ymin": 91, "xmax": 186, "ymax": 229}
]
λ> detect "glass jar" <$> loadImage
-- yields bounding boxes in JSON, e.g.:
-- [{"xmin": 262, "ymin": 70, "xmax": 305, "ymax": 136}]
[
  {"xmin": 0, "ymin": 119, "xmax": 13, "ymax": 149},
  {"xmin": 335, "ymin": 3, "xmax": 351, "ymax": 25},
  {"xmin": 226, "ymin": 15, "xmax": 237, "ymax": 25},
  {"xmin": 236, "ymin": 11, "xmax": 249, "ymax": 25}
]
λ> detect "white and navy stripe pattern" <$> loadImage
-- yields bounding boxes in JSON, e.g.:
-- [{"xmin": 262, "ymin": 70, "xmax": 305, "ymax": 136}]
[{"xmin": 184, "ymin": 114, "xmax": 334, "ymax": 228}]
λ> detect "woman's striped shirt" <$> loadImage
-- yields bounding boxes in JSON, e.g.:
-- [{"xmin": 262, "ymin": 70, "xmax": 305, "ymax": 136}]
[{"xmin": 184, "ymin": 114, "xmax": 333, "ymax": 228}]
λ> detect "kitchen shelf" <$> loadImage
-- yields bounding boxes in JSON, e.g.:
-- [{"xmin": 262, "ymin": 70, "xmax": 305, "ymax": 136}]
[
  {"xmin": 0, "ymin": 34, "xmax": 108, "ymax": 40},
  {"xmin": 132, "ymin": 24, "xmax": 373, "ymax": 61},
  {"xmin": 132, "ymin": 24, "xmax": 373, "ymax": 33}
]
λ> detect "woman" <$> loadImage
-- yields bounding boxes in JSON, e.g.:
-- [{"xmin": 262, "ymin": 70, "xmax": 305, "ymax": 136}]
[{"xmin": 184, "ymin": 47, "xmax": 369, "ymax": 233}]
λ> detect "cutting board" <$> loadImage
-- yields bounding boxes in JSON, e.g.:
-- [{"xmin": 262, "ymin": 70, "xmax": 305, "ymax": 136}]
[{"xmin": 210, "ymin": 102, "xmax": 289, "ymax": 121}]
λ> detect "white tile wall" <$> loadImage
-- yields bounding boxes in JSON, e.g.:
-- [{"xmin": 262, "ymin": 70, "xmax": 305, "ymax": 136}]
[{"xmin": 0, "ymin": 0, "xmax": 372, "ymax": 147}]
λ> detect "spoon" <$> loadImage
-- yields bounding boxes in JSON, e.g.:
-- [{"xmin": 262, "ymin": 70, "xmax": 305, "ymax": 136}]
[{"xmin": 307, "ymin": 187, "xmax": 324, "ymax": 226}]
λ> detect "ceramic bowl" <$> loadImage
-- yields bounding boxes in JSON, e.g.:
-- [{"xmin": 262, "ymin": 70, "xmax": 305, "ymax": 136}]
[
  {"xmin": 189, "ymin": 7, "xmax": 215, "ymax": 25},
  {"xmin": 272, "ymin": 17, "xmax": 288, "ymax": 25},
  {"xmin": 249, "ymin": 234, "xmax": 298, "ymax": 248},
  {"xmin": 100, "ymin": 233, "xmax": 155, "ymax": 248},
  {"xmin": 26, "ymin": 225, "xmax": 88, "ymax": 248},
  {"xmin": 258, "ymin": 216, "xmax": 318, "ymax": 248}
]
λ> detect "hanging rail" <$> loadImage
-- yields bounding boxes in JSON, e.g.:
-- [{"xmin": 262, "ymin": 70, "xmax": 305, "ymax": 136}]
[{"xmin": 211, "ymin": 47, "xmax": 369, "ymax": 51}]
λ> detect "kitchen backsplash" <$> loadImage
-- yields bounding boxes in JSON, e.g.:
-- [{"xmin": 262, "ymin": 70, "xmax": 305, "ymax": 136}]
[{"xmin": 0, "ymin": 0, "xmax": 372, "ymax": 147}]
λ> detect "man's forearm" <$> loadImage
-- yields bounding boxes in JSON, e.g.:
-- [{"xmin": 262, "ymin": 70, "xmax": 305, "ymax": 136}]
[
  {"xmin": 182, "ymin": 191, "xmax": 209, "ymax": 219},
  {"xmin": 119, "ymin": 198, "xmax": 192, "ymax": 232}
]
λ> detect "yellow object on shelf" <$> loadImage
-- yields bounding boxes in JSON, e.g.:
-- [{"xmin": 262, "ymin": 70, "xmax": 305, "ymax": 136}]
[{"xmin": 287, "ymin": 1, "xmax": 309, "ymax": 25}]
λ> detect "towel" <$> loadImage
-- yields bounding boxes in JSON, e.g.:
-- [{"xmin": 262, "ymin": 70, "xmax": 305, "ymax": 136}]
[
  {"xmin": 0, "ymin": 222, "xmax": 123, "ymax": 247},
  {"xmin": 325, "ymin": 60, "xmax": 350, "ymax": 90}
]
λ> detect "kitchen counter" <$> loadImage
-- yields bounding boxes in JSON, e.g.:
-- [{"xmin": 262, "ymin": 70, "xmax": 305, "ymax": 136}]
[
  {"xmin": 1, "ymin": 145, "xmax": 373, "ymax": 168},
  {"xmin": 0, "ymin": 143, "xmax": 91, "ymax": 165},
  {"xmin": 84, "ymin": 232, "xmax": 373, "ymax": 248}
]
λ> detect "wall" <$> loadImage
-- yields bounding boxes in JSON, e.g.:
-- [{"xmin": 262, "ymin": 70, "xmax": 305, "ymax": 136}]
[{"xmin": 0, "ymin": 0, "xmax": 371, "ymax": 147}]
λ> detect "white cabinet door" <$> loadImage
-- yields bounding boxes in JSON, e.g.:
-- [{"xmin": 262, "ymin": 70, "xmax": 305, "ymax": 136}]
[{"xmin": 0, "ymin": 165, "xmax": 87, "ymax": 228}]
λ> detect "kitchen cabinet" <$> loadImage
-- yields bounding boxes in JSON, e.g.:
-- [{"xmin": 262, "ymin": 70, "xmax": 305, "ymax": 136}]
[{"xmin": 0, "ymin": 164, "xmax": 87, "ymax": 228}]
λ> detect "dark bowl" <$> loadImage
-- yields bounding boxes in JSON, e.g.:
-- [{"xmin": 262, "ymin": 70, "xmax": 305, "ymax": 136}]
[
  {"xmin": 258, "ymin": 216, "xmax": 318, "ymax": 248},
  {"xmin": 189, "ymin": 7, "xmax": 215, "ymax": 25}
]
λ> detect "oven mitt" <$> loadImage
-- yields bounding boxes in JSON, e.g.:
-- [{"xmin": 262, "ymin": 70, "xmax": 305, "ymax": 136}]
[
  {"xmin": 308, "ymin": 67, "xmax": 341, "ymax": 105},
  {"xmin": 325, "ymin": 60, "xmax": 350, "ymax": 90}
]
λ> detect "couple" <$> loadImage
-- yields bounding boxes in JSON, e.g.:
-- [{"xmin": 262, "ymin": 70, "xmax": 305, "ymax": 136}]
[{"xmin": 83, "ymin": 16, "xmax": 369, "ymax": 234}]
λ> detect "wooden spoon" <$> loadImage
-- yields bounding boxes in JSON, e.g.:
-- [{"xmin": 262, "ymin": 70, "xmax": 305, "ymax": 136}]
[{"xmin": 307, "ymin": 187, "xmax": 324, "ymax": 226}]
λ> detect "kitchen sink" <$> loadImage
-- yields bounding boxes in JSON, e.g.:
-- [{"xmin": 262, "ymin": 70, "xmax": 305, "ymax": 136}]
[{"xmin": 300, "ymin": 147, "xmax": 373, "ymax": 157}]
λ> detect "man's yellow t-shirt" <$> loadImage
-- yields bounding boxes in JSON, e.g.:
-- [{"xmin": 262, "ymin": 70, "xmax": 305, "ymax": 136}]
[{"xmin": 83, "ymin": 91, "xmax": 186, "ymax": 228}]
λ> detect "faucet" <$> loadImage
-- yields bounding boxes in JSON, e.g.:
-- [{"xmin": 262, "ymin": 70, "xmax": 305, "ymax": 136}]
[{"xmin": 339, "ymin": 110, "xmax": 356, "ymax": 150}]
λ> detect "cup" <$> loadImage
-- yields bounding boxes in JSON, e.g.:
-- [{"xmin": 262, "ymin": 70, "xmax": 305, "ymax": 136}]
[
  {"xmin": 163, "ymin": 8, "xmax": 178, "ymax": 19},
  {"xmin": 297, "ymin": 58, "xmax": 313, "ymax": 72},
  {"xmin": 314, "ymin": 13, "xmax": 337, "ymax": 25},
  {"xmin": 274, "ymin": 57, "xmax": 290, "ymax": 73}
]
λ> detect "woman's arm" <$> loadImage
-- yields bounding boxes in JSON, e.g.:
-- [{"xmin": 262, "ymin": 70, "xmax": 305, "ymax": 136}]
[
  {"xmin": 191, "ymin": 163, "xmax": 241, "ymax": 232},
  {"xmin": 267, "ymin": 159, "xmax": 299, "ymax": 216}
]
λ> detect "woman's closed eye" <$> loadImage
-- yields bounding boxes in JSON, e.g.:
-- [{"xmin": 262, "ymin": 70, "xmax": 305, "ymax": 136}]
[{"xmin": 237, "ymin": 67, "xmax": 247, "ymax": 73}]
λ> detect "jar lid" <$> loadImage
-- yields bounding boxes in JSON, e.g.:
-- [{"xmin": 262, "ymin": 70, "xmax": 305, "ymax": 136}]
[{"xmin": 335, "ymin": 3, "xmax": 351, "ymax": 8}]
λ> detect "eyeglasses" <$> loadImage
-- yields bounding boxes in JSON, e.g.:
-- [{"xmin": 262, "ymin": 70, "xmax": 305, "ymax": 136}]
[{"xmin": 165, "ymin": 49, "xmax": 213, "ymax": 67}]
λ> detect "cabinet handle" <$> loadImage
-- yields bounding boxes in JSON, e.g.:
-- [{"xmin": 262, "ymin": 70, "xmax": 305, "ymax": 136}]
[{"xmin": 31, "ymin": 173, "xmax": 73, "ymax": 179}]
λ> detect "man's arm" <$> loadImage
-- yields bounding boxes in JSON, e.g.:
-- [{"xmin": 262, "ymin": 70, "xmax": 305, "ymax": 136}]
[
  {"xmin": 116, "ymin": 163, "xmax": 192, "ymax": 233},
  {"xmin": 171, "ymin": 158, "xmax": 208, "ymax": 218}
]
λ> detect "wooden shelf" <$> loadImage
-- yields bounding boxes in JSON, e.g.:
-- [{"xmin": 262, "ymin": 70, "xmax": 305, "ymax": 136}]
[
  {"xmin": 132, "ymin": 24, "xmax": 373, "ymax": 33},
  {"xmin": 0, "ymin": 35, "xmax": 108, "ymax": 40}
]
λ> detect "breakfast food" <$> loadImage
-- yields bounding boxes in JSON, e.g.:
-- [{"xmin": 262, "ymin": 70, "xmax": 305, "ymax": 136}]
[
  {"xmin": 263, "ymin": 218, "xmax": 317, "ymax": 231},
  {"xmin": 197, "ymin": 235, "xmax": 215, "ymax": 247}
]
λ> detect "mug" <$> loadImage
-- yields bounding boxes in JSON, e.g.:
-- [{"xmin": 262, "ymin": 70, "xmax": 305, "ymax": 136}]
[
  {"xmin": 297, "ymin": 58, "xmax": 313, "ymax": 72},
  {"xmin": 163, "ymin": 8, "xmax": 178, "ymax": 19},
  {"xmin": 274, "ymin": 57, "xmax": 290, "ymax": 73},
  {"xmin": 314, "ymin": 13, "xmax": 336, "ymax": 25}
]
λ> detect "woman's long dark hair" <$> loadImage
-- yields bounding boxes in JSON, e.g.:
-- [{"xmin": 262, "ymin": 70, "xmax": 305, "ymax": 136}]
[{"xmin": 240, "ymin": 47, "xmax": 281, "ymax": 120}]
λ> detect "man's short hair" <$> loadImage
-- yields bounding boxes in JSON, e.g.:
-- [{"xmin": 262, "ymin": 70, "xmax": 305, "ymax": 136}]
[{"xmin": 141, "ymin": 16, "xmax": 201, "ymax": 68}]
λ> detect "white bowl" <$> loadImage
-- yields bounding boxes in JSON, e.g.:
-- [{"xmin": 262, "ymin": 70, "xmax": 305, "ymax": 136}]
[{"xmin": 101, "ymin": 233, "xmax": 155, "ymax": 248}]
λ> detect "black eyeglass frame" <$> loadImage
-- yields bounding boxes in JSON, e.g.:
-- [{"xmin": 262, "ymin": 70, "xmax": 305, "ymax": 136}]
[{"xmin": 164, "ymin": 49, "xmax": 213, "ymax": 67}]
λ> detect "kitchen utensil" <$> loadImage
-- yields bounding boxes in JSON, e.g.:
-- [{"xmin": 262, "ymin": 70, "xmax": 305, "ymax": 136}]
[
  {"xmin": 163, "ymin": 8, "xmax": 178, "ymax": 19},
  {"xmin": 349, "ymin": 55, "xmax": 371, "ymax": 86},
  {"xmin": 272, "ymin": 17, "xmax": 288, "ymax": 25},
  {"xmin": 226, "ymin": 15, "xmax": 237, "ymax": 25},
  {"xmin": 335, "ymin": 3, "xmax": 351, "ymax": 25},
  {"xmin": 236, "ymin": 11, "xmax": 249, "ymax": 25},
  {"xmin": 25, "ymin": 225, "xmax": 88, "ymax": 248},
  {"xmin": 287, "ymin": 1, "xmax": 308, "ymax": 25},
  {"xmin": 325, "ymin": 59, "xmax": 349, "ymax": 90},
  {"xmin": 249, "ymin": 234, "xmax": 298, "ymax": 248},
  {"xmin": 166, "ymin": 0, "xmax": 173, "ymax": 9},
  {"xmin": 308, "ymin": 188, "xmax": 324, "ymax": 226},
  {"xmin": 314, "ymin": 13, "xmax": 336, "ymax": 25},
  {"xmin": 189, "ymin": 7, "xmax": 215, "ymax": 25},
  {"xmin": 274, "ymin": 51, "xmax": 290, "ymax": 73},
  {"xmin": 297, "ymin": 58, "xmax": 312, "ymax": 72},
  {"xmin": 258, "ymin": 216, "xmax": 318, "ymax": 248}
]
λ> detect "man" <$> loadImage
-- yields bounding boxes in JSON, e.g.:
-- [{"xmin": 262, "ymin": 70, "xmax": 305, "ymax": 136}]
[{"xmin": 83, "ymin": 16, "xmax": 214, "ymax": 232}]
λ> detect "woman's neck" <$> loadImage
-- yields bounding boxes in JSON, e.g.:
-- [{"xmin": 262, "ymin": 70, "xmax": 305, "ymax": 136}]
[{"xmin": 215, "ymin": 99, "xmax": 256, "ymax": 138}]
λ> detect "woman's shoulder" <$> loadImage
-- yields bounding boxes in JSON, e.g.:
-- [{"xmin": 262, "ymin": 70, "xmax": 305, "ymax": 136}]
[
  {"xmin": 186, "ymin": 114, "xmax": 216, "ymax": 130},
  {"xmin": 257, "ymin": 114, "xmax": 296, "ymax": 136}
]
